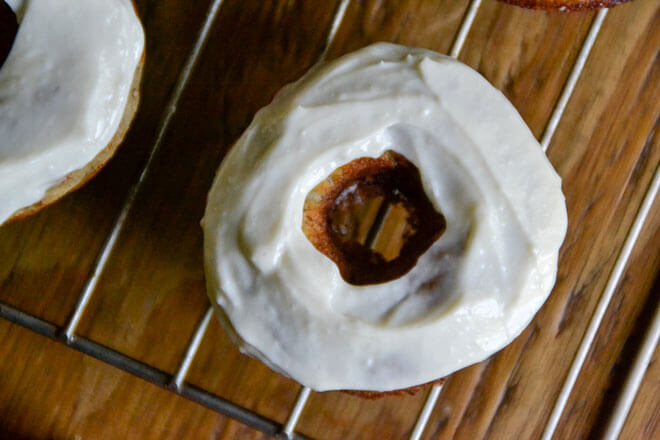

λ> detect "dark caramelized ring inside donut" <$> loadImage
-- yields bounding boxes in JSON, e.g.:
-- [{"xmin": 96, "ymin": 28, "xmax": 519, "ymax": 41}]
[{"xmin": 303, "ymin": 150, "xmax": 446, "ymax": 286}]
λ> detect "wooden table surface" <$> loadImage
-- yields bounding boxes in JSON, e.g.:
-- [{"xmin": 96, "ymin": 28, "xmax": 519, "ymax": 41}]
[{"xmin": 1, "ymin": 0, "xmax": 658, "ymax": 439}]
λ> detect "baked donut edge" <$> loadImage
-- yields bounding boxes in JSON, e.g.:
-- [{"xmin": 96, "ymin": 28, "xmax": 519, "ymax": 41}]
[{"xmin": 3, "ymin": 57, "xmax": 145, "ymax": 226}]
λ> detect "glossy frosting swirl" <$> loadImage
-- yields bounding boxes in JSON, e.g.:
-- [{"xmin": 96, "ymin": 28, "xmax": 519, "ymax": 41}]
[
  {"xmin": 0, "ymin": 0, "xmax": 144, "ymax": 224},
  {"xmin": 203, "ymin": 43, "xmax": 567, "ymax": 391}
]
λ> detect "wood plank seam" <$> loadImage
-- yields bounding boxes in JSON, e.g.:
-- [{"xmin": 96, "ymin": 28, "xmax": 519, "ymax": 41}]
[{"xmin": 481, "ymin": 323, "xmax": 541, "ymax": 439}]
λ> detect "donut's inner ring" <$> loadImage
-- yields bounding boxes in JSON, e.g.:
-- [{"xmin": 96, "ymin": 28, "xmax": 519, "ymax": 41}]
[
  {"xmin": 302, "ymin": 150, "xmax": 446, "ymax": 285},
  {"xmin": 0, "ymin": 1, "xmax": 18, "ymax": 69}
]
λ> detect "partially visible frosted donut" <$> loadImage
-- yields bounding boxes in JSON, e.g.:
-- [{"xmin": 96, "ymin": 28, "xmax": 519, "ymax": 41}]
[
  {"xmin": 0, "ymin": 0, "xmax": 144, "ymax": 224},
  {"xmin": 203, "ymin": 43, "xmax": 568, "ymax": 392}
]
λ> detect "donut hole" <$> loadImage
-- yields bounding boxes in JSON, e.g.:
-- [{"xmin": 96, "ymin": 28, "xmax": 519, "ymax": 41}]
[
  {"xmin": 303, "ymin": 150, "xmax": 446, "ymax": 285},
  {"xmin": 0, "ymin": 1, "xmax": 18, "ymax": 69}
]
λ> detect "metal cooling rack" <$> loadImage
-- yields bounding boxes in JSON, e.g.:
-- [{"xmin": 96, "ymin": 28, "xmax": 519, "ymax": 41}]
[{"xmin": 1, "ymin": 1, "xmax": 658, "ymax": 439}]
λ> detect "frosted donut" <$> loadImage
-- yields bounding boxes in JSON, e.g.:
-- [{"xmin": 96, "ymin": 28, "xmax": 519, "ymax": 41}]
[
  {"xmin": 0, "ymin": 0, "xmax": 145, "ymax": 225},
  {"xmin": 203, "ymin": 43, "xmax": 568, "ymax": 392}
]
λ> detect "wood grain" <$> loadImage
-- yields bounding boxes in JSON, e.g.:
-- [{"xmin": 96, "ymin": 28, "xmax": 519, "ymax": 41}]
[
  {"xmin": 552, "ymin": 52, "xmax": 660, "ymax": 440},
  {"xmin": 0, "ymin": 320, "xmax": 259, "ymax": 440},
  {"xmin": 325, "ymin": 0, "xmax": 473, "ymax": 58},
  {"xmin": 620, "ymin": 340, "xmax": 660, "ymax": 440},
  {"xmin": 0, "ymin": 0, "xmax": 658, "ymax": 439},
  {"xmin": 457, "ymin": 0, "xmax": 596, "ymax": 137},
  {"xmin": 593, "ymin": 206, "xmax": 659, "ymax": 440}
]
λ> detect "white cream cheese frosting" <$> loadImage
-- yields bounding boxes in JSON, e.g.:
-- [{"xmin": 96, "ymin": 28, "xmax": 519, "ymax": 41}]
[
  {"xmin": 203, "ymin": 43, "xmax": 568, "ymax": 392},
  {"xmin": 0, "ymin": 0, "xmax": 144, "ymax": 224}
]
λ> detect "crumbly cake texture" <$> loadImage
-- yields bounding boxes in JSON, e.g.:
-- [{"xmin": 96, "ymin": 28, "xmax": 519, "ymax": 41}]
[
  {"xmin": 499, "ymin": 0, "xmax": 631, "ymax": 10},
  {"xmin": 4, "ymin": 60, "xmax": 144, "ymax": 225}
]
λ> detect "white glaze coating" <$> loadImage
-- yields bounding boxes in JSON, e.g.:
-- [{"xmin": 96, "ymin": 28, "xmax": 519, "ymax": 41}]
[
  {"xmin": 203, "ymin": 43, "xmax": 568, "ymax": 392},
  {"xmin": 0, "ymin": 0, "xmax": 144, "ymax": 224}
]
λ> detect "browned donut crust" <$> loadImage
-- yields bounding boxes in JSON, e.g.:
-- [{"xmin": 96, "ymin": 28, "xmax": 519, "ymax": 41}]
[
  {"xmin": 342, "ymin": 378, "xmax": 446, "ymax": 399},
  {"xmin": 3, "ymin": 58, "xmax": 144, "ymax": 226},
  {"xmin": 498, "ymin": 0, "xmax": 632, "ymax": 10}
]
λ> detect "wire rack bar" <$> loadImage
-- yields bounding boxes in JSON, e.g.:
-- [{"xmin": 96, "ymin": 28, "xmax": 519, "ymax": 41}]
[
  {"xmin": 283, "ymin": 387, "xmax": 312, "ymax": 438},
  {"xmin": 62, "ymin": 0, "xmax": 226, "ymax": 342},
  {"xmin": 320, "ymin": 0, "xmax": 351, "ymax": 61},
  {"xmin": 171, "ymin": 306, "xmax": 214, "ymax": 391},
  {"xmin": 449, "ymin": 0, "xmax": 482, "ymax": 58},
  {"xmin": 153, "ymin": 1, "xmax": 354, "ymax": 436},
  {"xmin": 541, "ymin": 9, "xmax": 608, "ymax": 152},
  {"xmin": 603, "ymin": 302, "xmax": 660, "ymax": 440},
  {"xmin": 0, "ymin": 2, "xmax": 654, "ymax": 440},
  {"xmin": 0, "ymin": 301, "xmax": 312, "ymax": 439},
  {"xmin": 407, "ymin": 2, "xmax": 481, "ymax": 436},
  {"xmin": 409, "ymin": 383, "xmax": 443, "ymax": 440},
  {"xmin": 410, "ymin": 7, "xmax": 615, "ymax": 439},
  {"xmin": 273, "ymin": 1, "xmax": 356, "ymax": 436},
  {"xmin": 542, "ymin": 166, "xmax": 660, "ymax": 440}
]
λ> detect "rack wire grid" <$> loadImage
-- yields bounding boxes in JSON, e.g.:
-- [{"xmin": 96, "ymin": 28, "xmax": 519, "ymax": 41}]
[{"xmin": 1, "ymin": 1, "xmax": 659, "ymax": 439}]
